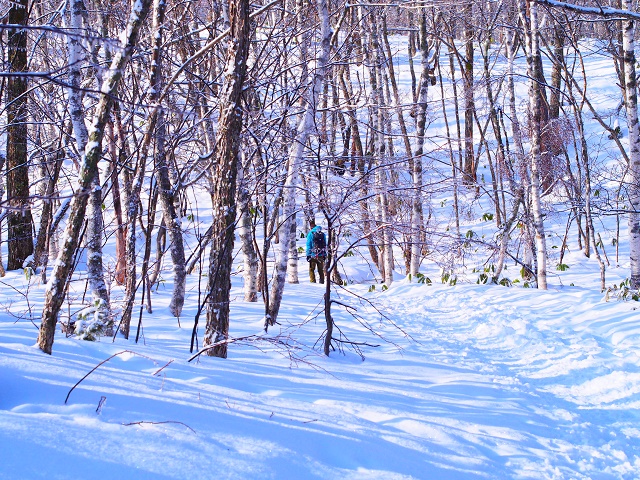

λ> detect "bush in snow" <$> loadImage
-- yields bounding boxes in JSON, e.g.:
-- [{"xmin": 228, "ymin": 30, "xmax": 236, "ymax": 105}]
[{"xmin": 73, "ymin": 299, "xmax": 113, "ymax": 341}]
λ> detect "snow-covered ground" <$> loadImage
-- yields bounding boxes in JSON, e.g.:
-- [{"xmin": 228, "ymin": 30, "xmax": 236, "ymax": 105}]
[{"xmin": 2, "ymin": 252, "xmax": 640, "ymax": 479}]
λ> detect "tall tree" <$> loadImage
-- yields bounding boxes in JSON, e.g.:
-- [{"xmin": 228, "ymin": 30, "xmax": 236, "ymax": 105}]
[
  {"xmin": 149, "ymin": 0, "xmax": 187, "ymax": 317},
  {"xmin": 37, "ymin": 0, "xmax": 154, "ymax": 354},
  {"xmin": 65, "ymin": 0, "xmax": 111, "ymax": 329},
  {"xmin": 621, "ymin": 0, "xmax": 640, "ymax": 289},
  {"xmin": 520, "ymin": 0, "xmax": 548, "ymax": 289},
  {"xmin": 266, "ymin": 0, "xmax": 332, "ymax": 327},
  {"xmin": 6, "ymin": 0, "xmax": 34, "ymax": 270},
  {"xmin": 410, "ymin": 11, "xmax": 431, "ymax": 279},
  {"xmin": 203, "ymin": 0, "xmax": 252, "ymax": 358},
  {"xmin": 462, "ymin": 1, "xmax": 476, "ymax": 185}
]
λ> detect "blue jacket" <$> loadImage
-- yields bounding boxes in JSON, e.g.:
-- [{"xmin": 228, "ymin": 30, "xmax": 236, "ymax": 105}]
[{"xmin": 306, "ymin": 226, "xmax": 327, "ymax": 258}]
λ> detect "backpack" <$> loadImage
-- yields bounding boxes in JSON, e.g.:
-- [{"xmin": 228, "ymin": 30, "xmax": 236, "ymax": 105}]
[{"xmin": 312, "ymin": 230, "xmax": 327, "ymax": 256}]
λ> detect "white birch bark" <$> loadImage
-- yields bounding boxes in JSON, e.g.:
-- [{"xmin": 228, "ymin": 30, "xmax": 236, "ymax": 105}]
[
  {"xmin": 287, "ymin": 213, "xmax": 299, "ymax": 284},
  {"xmin": 237, "ymin": 158, "xmax": 258, "ymax": 301},
  {"xmin": 266, "ymin": 0, "xmax": 332, "ymax": 325},
  {"xmin": 520, "ymin": 0, "xmax": 548, "ymax": 289},
  {"xmin": 368, "ymin": 14, "xmax": 394, "ymax": 285},
  {"xmin": 149, "ymin": 0, "xmax": 186, "ymax": 317},
  {"xmin": 622, "ymin": 0, "xmax": 640, "ymax": 289},
  {"xmin": 69, "ymin": 8, "xmax": 109, "ymax": 330},
  {"xmin": 410, "ymin": 15, "xmax": 430, "ymax": 280},
  {"xmin": 38, "ymin": 0, "xmax": 153, "ymax": 353},
  {"xmin": 68, "ymin": 0, "xmax": 111, "ymax": 335},
  {"xmin": 505, "ymin": 30, "xmax": 526, "ymax": 163}
]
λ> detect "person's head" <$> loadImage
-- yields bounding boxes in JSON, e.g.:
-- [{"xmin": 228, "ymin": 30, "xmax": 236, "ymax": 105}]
[{"xmin": 316, "ymin": 225, "xmax": 322, "ymax": 231}]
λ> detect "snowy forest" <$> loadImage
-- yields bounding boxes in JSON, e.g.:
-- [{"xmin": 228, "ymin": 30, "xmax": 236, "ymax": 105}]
[
  {"xmin": 2, "ymin": 0, "xmax": 640, "ymax": 477},
  {"xmin": 1, "ymin": 0, "xmax": 637, "ymax": 354}
]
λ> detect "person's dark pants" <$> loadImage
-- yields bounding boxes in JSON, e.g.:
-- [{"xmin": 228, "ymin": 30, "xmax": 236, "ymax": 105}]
[{"xmin": 309, "ymin": 257, "xmax": 325, "ymax": 284}]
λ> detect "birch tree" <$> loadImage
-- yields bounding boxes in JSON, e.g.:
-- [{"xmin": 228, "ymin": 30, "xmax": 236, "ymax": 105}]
[
  {"xmin": 37, "ymin": 0, "xmax": 153, "ymax": 354},
  {"xmin": 67, "ymin": 0, "xmax": 111, "ymax": 333},
  {"xmin": 520, "ymin": 0, "xmax": 548, "ymax": 289},
  {"xmin": 149, "ymin": 0, "xmax": 187, "ymax": 317},
  {"xmin": 621, "ymin": 0, "xmax": 640, "ymax": 288},
  {"xmin": 410, "ymin": 12, "xmax": 431, "ymax": 279},
  {"xmin": 266, "ymin": 0, "xmax": 332, "ymax": 327}
]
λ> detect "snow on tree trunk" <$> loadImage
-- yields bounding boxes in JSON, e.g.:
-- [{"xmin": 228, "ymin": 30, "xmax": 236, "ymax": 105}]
[
  {"xmin": 83, "ymin": 175, "xmax": 113, "ymax": 338},
  {"xmin": 66, "ymin": 0, "xmax": 88, "ymax": 153},
  {"xmin": 410, "ymin": 13, "xmax": 430, "ymax": 280},
  {"xmin": 156, "ymin": 116, "xmax": 187, "ymax": 317},
  {"xmin": 237, "ymin": 160, "xmax": 258, "ymax": 302},
  {"xmin": 38, "ymin": 0, "xmax": 153, "ymax": 354},
  {"xmin": 63, "ymin": 0, "xmax": 112, "ymax": 336},
  {"xmin": 521, "ymin": 0, "xmax": 548, "ymax": 289},
  {"xmin": 287, "ymin": 213, "xmax": 299, "ymax": 284},
  {"xmin": 202, "ymin": 0, "xmax": 251, "ymax": 358},
  {"xmin": 622, "ymin": 1, "xmax": 640, "ymax": 289},
  {"xmin": 148, "ymin": 0, "xmax": 186, "ymax": 317},
  {"xmin": 266, "ymin": 0, "xmax": 332, "ymax": 326}
]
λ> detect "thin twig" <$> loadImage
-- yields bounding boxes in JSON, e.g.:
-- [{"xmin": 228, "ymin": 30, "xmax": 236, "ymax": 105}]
[
  {"xmin": 65, "ymin": 350, "xmax": 156, "ymax": 404},
  {"xmin": 152, "ymin": 359, "xmax": 174, "ymax": 376}
]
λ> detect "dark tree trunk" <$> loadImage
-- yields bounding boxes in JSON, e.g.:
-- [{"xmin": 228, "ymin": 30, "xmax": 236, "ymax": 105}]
[
  {"xmin": 462, "ymin": 5, "xmax": 476, "ymax": 185},
  {"xmin": 203, "ymin": 0, "xmax": 251, "ymax": 358},
  {"xmin": 6, "ymin": 0, "xmax": 34, "ymax": 270},
  {"xmin": 549, "ymin": 24, "xmax": 564, "ymax": 120}
]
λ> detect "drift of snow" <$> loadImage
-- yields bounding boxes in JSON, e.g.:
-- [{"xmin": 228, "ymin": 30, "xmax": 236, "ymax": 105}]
[{"xmin": 2, "ymin": 256, "xmax": 640, "ymax": 479}]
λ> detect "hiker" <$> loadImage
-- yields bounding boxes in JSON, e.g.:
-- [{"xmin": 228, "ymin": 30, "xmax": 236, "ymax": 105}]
[{"xmin": 306, "ymin": 225, "xmax": 327, "ymax": 283}]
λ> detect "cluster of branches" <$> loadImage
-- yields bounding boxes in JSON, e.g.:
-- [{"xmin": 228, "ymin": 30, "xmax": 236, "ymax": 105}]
[{"xmin": 1, "ymin": 0, "xmax": 640, "ymax": 357}]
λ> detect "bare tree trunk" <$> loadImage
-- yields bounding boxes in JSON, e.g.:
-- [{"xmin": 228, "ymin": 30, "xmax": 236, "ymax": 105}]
[
  {"xmin": 287, "ymin": 213, "xmax": 299, "ymax": 284},
  {"xmin": 237, "ymin": 159, "xmax": 258, "ymax": 302},
  {"xmin": 462, "ymin": 3, "xmax": 475, "ymax": 185},
  {"xmin": 33, "ymin": 149, "xmax": 63, "ymax": 272},
  {"xmin": 107, "ymin": 117, "xmax": 127, "ymax": 285},
  {"xmin": 150, "ymin": 0, "xmax": 186, "ymax": 317},
  {"xmin": 367, "ymin": 13, "xmax": 394, "ymax": 285},
  {"xmin": 381, "ymin": 15, "xmax": 418, "ymax": 277},
  {"xmin": 202, "ymin": 0, "xmax": 251, "ymax": 358},
  {"xmin": 549, "ymin": 24, "xmax": 564, "ymax": 120},
  {"xmin": 0, "ymin": 152, "xmax": 5, "ymax": 276},
  {"xmin": 521, "ymin": 0, "xmax": 548, "ymax": 289},
  {"xmin": 436, "ymin": 46, "xmax": 461, "ymax": 237},
  {"xmin": 64, "ymin": 0, "xmax": 112, "ymax": 324},
  {"xmin": 120, "ymin": 0, "xmax": 168, "ymax": 338},
  {"xmin": 448, "ymin": 43, "xmax": 465, "ymax": 186},
  {"xmin": 622, "ymin": 0, "xmax": 640, "ymax": 289},
  {"xmin": 409, "ymin": 12, "xmax": 430, "ymax": 279},
  {"xmin": 266, "ymin": 0, "xmax": 331, "ymax": 326},
  {"xmin": 38, "ymin": 0, "xmax": 153, "ymax": 354},
  {"xmin": 6, "ymin": 0, "xmax": 34, "ymax": 271},
  {"xmin": 506, "ymin": 31, "xmax": 526, "ymax": 161}
]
